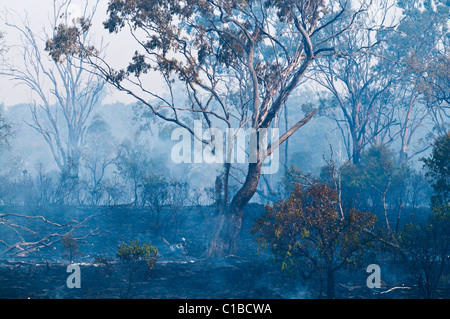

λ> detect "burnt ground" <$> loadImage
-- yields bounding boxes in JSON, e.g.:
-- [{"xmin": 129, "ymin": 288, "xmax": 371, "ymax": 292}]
[
  {"xmin": 1, "ymin": 256, "xmax": 435, "ymax": 299},
  {"xmin": 0, "ymin": 204, "xmax": 448, "ymax": 299}
]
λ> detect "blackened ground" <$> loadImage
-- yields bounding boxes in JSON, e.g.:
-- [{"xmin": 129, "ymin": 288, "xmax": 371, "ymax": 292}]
[
  {"xmin": 0, "ymin": 204, "xmax": 447, "ymax": 299},
  {"xmin": 2, "ymin": 257, "xmax": 445, "ymax": 299}
]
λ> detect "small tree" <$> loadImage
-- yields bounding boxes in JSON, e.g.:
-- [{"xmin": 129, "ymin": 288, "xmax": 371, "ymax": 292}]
[
  {"xmin": 340, "ymin": 144, "xmax": 408, "ymax": 234},
  {"xmin": 406, "ymin": 170, "xmax": 432, "ymax": 212},
  {"xmin": 115, "ymin": 138, "xmax": 151, "ymax": 205},
  {"xmin": 141, "ymin": 173, "xmax": 170, "ymax": 231},
  {"xmin": 82, "ymin": 115, "xmax": 116, "ymax": 205},
  {"xmin": 252, "ymin": 183, "xmax": 377, "ymax": 298},
  {"xmin": 399, "ymin": 210, "xmax": 450, "ymax": 298},
  {"xmin": 168, "ymin": 180, "xmax": 190, "ymax": 240},
  {"xmin": 399, "ymin": 132, "xmax": 450, "ymax": 298},
  {"xmin": 421, "ymin": 132, "xmax": 450, "ymax": 209},
  {"xmin": 34, "ymin": 163, "xmax": 57, "ymax": 206},
  {"xmin": 0, "ymin": 105, "xmax": 13, "ymax": 150},
  {"xmin": 62, "ymin": 235, "xmax": 82, "ymax": 263},
  {"xmin": 116, "ymin": 240, "xmax": 158, "ymax": 299}
]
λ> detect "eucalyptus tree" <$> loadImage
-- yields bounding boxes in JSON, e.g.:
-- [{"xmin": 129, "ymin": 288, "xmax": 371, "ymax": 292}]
[
  {"xmin": 384, "ymin": 0, "xmax": 450, "ymax": 163},
  {"xmin": 311, "ymin": 1, "xmax": 399, "ymax": 165},
  {"xmin": 2, "ymin": 0, "xmax": 106, "ymax": 179},
  {"xmin": 400, "ymin": 0, "xmax": 450, "ymax": 111},
  {"xmin": 82, "ymin": 114, "xmax": 116, "ymax": 205},
  {"xmin": 47, "ymin": 0, "xmax": 390, "ymax": 256}
]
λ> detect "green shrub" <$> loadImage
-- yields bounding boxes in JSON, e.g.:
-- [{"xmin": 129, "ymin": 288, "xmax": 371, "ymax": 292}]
[
  {"xmin": 115, "ymin": 240, "xmax": 158, "ymax": 298},
  {"xmin": 117, "ymin": 240, "xmax": 158, "ymax": 269}
]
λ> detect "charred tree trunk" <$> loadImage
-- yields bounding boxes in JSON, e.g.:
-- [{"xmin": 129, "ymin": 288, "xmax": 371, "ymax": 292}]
[
  {"xmin": 352, "ymin": 132, "xmax": 363, "ymax": 165},
  {"xmin": 207, "ymin": 160, "xmax": 263, "ymax": 257},
  {"xmin": 214, "ymin": 163, "xmax": 231, "ymax": 214},
  {"xmin": 207, "ymin": 111, "xmax": 317, "ymax": 257},
  {"xmin": 214, "ymin": 175, "xmax": 223, "ymax": 213},
  {"xmin": 222, "ymin": 162, "xmax": 231, "ymax": 210}
]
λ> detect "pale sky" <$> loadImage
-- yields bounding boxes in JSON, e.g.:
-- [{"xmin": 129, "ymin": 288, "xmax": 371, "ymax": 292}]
[
  {"xmin": 0, "ymin": 0, "xmax": 149, "ymax": 107},
  {"xmin": 0, "ymin": 0, "xmax": 402, "ymax": 108}
]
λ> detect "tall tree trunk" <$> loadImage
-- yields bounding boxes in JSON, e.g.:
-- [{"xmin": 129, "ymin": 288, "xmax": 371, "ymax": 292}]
[
  {"xmin": 222, "ymin": 162, "xmax": 231, "ymax": 210},
  {"xmin": 207, "ymin": 110, "xmax": 317, "ymax": 257},
  {"xmin": 284, "ymin": 102, "xmax": 289, "ymax": 167},
  {"xmin": 207, "ymin": 160, "xmax": 263, "ymax": 257},
  {"xmin": 399, "ymin": 96, "xmax": 413, "ymax": 163},
  {"xmin": 352, "ymin": 135, "xmax": 363, "ymax": 165}
]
